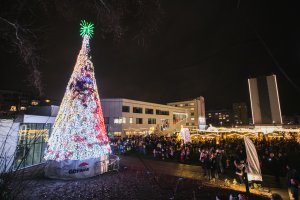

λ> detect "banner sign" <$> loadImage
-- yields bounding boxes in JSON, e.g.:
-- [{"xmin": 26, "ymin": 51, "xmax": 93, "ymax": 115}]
[
  {"xmin": 244, "ymin": 136, "xmax": 262, "ymax": 182},
  {"xmin": 45, "ymin": 155, "xmax": 109, "ymax": 180}
]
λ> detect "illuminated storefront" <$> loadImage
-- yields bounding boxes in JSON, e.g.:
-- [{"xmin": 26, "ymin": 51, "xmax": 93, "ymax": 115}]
[
  {"xmin": 14, "ymin": 123, "xmax": 52, "ymax": 168},
  {"xmin": 10, "ymin": 106, "xmax": 58, "ymax": 169}
]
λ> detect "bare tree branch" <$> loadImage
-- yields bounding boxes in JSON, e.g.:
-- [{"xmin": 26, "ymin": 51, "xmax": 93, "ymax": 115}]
[
  {"xmin": 1, "ymin": 0, "xmax": 164, "ymax": 95},
  {"xmin": 0, "ymin": 16, "xmax": 43, "ymax": 95},
  {"xmin": 0, "ymin": 16, "xmax": 23, "ymax": 46}
]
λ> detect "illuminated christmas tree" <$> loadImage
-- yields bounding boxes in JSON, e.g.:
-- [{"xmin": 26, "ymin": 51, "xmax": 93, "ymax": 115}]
[{"xmin": 44, "ymin": 20, "xmax": 110, "ymax": 179}]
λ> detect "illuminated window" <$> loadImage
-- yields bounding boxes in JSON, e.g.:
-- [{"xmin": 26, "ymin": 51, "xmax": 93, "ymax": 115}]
[
  {"xmin": 190, "ymin": 108, "xmax": 194, "ymax": 111},
  {"xmin": 113, "ymin": 132, "xmax": 122, "ymax": 136},
  {"xmin": 113, "ymin": 118, "xmax": 119, "ymax": 124},
  {"xmin": 15, "ymin": 123, "xmax": 52, "ymax": 168},
  {"xmin": 179, "ymin": 104, "xmax": 183, "ymax": 107},
  {"xmin": 122, "ymin": 117, "xmax": 126, "ymax": 124},
  {"xmin": 10, "ymin": 106, "xmax": 17, "ymax": 112},
  {"xmin": 189, "ymin": 103, "xmax": 194, "ymax": 106},
  {"xmin": 129, "ymin": 118, "xmax": 133, "ymax": 124},
  {"xmin": 31, "ymin": 100, "xmax": 39, "ymax": 106},
  {"xmin": 191, "ymin": 118, "xmax": 195, "ymax": 121},
  {"xmin": 20, "ymin": 106, "xmax": 27, "ymax": 111},
  {"xmin": 113, "ymin": 118, "xmax": 122, "ymax": 124}
]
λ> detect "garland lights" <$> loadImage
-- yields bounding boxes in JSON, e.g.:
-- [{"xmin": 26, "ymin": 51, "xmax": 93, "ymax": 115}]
[{"xmin": 44, "ymin": 20, "xmax": 110, "ymax": 161}]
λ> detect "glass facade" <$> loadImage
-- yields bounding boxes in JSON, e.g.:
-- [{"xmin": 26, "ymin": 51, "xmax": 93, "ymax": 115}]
[{"xmin": 14, "ymin": 123, "xmax": 52, "ymax": 169}]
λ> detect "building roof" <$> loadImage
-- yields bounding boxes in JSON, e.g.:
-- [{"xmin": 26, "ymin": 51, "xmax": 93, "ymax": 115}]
[{"xmin": 101, "ymin": 98, "xmax": 189, "ymax": 112}]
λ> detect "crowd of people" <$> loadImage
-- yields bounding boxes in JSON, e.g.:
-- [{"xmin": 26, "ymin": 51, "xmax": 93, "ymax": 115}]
[
  {"xmin": 111, "ymin": 135, "xmax": 299, "ymax": 173},
  {"xmin": 110, "ymin": 134, "xmax": 300, "ymax": 199}
]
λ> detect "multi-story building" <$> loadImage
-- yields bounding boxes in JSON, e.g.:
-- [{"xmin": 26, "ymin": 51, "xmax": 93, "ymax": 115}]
[
  {"xmin": 101, "ymin": 98, "xmax": 192, "ymax": 137},
  {"xmin": 248, "ymin": 75, "xmax": 282, "ymax": 126},
  {"xmin": 0, "ymin": 96, "xmax": 204, "ymax": 169},
  {"xmin": 232, "ymin": 103, "xmax": 249, "ymax": 125},
  {"xmin": 0, "ymin": 106, "xmax": 58, "ymax": 170},
  {"xmin": 167, "ymin": 96, "xmax": 206, "ymax": 130},
  {"xmin": 0, "ymin": 90, "xmax": 30, "ymax": 117},
  {"xmin": 0, "ymin": 90, "xmax": 56, "ymax": 118},
  {"xmin": 206, "ymin": 109, "xmax": 232, "ymax": 127}
]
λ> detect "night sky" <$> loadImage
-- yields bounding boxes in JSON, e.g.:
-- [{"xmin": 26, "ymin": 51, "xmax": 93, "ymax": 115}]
[{"xmin": 1, "ymin": 1, "xmax": 300, "ymax": 115}]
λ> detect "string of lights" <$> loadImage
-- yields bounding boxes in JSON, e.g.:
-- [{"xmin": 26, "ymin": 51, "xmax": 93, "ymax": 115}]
[{"xmin": 44, "ymin": 21, "xmax": 111, "ymax": 161}]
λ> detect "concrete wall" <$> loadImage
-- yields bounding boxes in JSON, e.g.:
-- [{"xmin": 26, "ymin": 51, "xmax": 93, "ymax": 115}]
[
  {"xmin": 248, "ymin": 78, "xmax": 262, "ymax": 124},
  {"xmin": 267, "ymin": 75, "xmax": 282, "ymax": 124}
]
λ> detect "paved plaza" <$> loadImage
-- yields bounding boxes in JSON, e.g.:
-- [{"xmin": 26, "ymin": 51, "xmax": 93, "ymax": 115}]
[
  {"xmin": 120, "ymin": 155, "xmax": 290, "ymax": 200},
  {"xmin": 8, "ymin": 155, "xmax": 290, "ymax": 199}
]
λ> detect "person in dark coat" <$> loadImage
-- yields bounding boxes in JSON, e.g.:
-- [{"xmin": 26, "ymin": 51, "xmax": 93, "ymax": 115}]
[
  {"xmin": 211, "ymin": 153, "xmax": 219, "ymax": 179},
  {"xmin": 269, "ymin": 153, "xmax": 281, "ymax": 187},
  {"xmin": 204, "ymin": 154, "xmax": 212, "ymax": 180},
  {"xmin": 286, "ymin": 164, "xmax": 300, "ymax": 200}
]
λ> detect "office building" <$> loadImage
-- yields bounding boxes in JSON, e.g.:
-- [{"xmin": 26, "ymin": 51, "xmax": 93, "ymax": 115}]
[
  {"xmin": 206, "ymin": 109, "xmax": 232, "ymax": 127},
  {"xmin": 233, "ymin": 102, "xmax": 249, "ymax": 125},
  {"xmin": 0, "ymin": 90, "xmax": 56, "ymax": 118},
  {"xmin": 0, "ymin": 96, "xmax": 203, "ymax": 169},
  {"xmin": 102, "ymin": 98, "xmax": 192, "ymax": 136},
  {"xmin": 248, "ymin": 75, "xmax": 282, "ymax": 125},
  {"xmin": 167, "ymin": 96, "xmax": 206, "ymax": 130}
]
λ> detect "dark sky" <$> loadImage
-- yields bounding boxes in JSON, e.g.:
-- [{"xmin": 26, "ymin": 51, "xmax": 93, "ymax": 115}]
[{"xmin": 1, "ymin": 0, "xmax": 300, "ymax": 115}]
